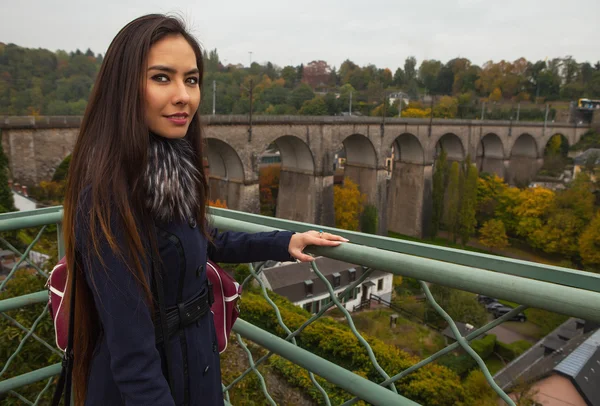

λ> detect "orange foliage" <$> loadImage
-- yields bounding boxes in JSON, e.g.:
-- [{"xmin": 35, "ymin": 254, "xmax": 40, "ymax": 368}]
[{"xmin": 208, "ymin": 199, "xmax": 228, "ymax": 208}]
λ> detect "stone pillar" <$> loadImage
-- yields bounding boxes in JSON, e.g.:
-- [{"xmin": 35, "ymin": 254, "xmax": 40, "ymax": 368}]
[
  {"xmin": 506, "ymin": 157, "xmax": 542, "ymax": 186},
  {"xmin": 343, "ymin": 163, "xmax": 388, "ymax": 235},
  {"xmin": 276, "ymin": 169, "xmax": 334, "ymax": 226},
  {"xmin": 480, "ymin": 157, "xmax": 506, "ymax": 178},
  {"xmin": 208, "ymin": 177, "xmax": 259, "ymax": 214},
  {"xmin": 387, "ymin": 162, "xmax": 432, "ymax": 238}
]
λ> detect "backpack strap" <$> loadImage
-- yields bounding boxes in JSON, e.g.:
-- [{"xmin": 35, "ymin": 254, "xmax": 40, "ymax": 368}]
[
  {"xmin": 51, "ymin": 252, "xmax": 77, "ymax": 406},
  {"xmin": 150, "ymin": 226, "xmax": 175, "ymax": 395}
]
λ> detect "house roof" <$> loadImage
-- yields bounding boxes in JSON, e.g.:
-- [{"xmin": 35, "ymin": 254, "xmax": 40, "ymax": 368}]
[
  {"xmin": 553, "ymin": 329, "xmax": 600, "ymax": 405},
  {"xmin": 262, "ymin": 257, "xmax": 362, "ymax": 290},
  {"xmin": 494, "ymin": 318, "xmax": 589, "ymax": 390},
  {"xmin": 261, "ymin": 257, "xmax": 388, "ymax": 303},
  {"xmin": 574, "ymin": 148, "xmax": 600, "ymax": 165}
]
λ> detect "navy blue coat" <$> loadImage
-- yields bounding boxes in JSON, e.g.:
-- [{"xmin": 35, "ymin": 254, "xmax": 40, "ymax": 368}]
[{"xmin": 76, "ymin": 206, "xmax": 294, "ymax": 406}]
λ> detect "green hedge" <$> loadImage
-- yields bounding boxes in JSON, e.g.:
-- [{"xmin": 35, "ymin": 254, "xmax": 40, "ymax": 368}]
[
  {"xmin": 240, "ymin": 291, "xmax": 467, "ymax": 405},
  {"xmin": 495, "ymin": 340, "xmax": 532, "ymax": 361},
  {"xmin": 471, "ymin": 334, "xmax": 497, "ymax": 360},
  {"xmin": 438, "ymin": 335, "xmax": 497, "ymax": 377}
]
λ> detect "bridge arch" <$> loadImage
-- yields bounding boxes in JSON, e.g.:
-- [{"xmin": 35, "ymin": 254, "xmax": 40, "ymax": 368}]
[
  {"xmin": 271, "ymin": 135, "xmax": 315, "ymax": 172},
  {"xmin": 341, "ymin": 134, "xmax": 378, "ymax": 167},
  {"xmin": 392, "ymin": 133, "xmax": 425, "ymax": 165},
  {"xmin": 387, "ymin": 133, "xmax": 427, "ymax": 238},
  {"xmin": 510, "ymin": 133, "xmax": 538, "ymax": 158},
  {"xmin": 476, "ymin": 133, "xmax": 505, "ymax": 177},
  {"xmin": 260, "ymin": 135, "xmax": 321, "ymax": 223},
  {"xmin": 508, "ymin": 133, "xmax": 541, "ymax": 186},
  {"xmin": 205, "ymin": 138, "xmax": 245, "ymax": 209},
  {"xmin": 435, "ymin": 133, "xmax": 465, "ymax": 161}
]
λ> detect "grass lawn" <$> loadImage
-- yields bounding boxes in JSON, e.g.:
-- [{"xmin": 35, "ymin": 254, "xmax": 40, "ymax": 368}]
[{"xmin": 350, "ymin": 308, "xmax": 446, "ymax": 358}]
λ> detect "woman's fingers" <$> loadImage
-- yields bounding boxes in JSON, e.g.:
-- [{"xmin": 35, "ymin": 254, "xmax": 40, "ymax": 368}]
[
  {"xmin": 321, "ymin": 232, "xmax": 349, "ymax": 242},
  {"xmin": 290, "ymin": 248, "xmax": 315, "ymax": 262}
]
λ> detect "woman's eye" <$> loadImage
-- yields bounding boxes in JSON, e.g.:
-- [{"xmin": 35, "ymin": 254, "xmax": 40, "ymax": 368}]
[
  {"xmin": 152, "ymin": 74, "xmax": 169, "ymax": 83},
  {"xmin": 187, "ymin": 77, "xmax": 199, "ymax": 85}
]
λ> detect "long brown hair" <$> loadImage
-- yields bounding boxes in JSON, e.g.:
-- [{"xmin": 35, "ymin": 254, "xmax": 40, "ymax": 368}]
[{"xmin": 61, "ymin": 14, "xmax": 208, "ymax": 404}]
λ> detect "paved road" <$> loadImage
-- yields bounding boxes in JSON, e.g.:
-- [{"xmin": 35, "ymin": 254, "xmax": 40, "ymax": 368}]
[{"xmin": 489, "ymin": 324, "xmax": 533, "ymax": 344}]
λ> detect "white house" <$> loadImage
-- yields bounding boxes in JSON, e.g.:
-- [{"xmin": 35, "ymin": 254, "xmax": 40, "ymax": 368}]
[{"xmin": 258, "ymin": 257, "xmax": 394, "ymax": 314}]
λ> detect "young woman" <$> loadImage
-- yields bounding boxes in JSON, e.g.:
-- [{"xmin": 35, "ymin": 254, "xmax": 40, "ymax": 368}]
[{"xmin": 61, "ymin": 14, "xmax": 346, "ymax": 406}]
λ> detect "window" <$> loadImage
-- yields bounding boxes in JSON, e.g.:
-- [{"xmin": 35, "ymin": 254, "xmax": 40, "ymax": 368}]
[
  {"xmin": 332, "ymin": 272, "xmax": 341, "ymax": 288},
  {"xmin": 351, "ymin": 287, "xmax": 360, "ymax": 300},
  {"xmin": 303, "ymin": 302, "xmax": 312, "ymax": 313},
  {"xmin": 304, "ymin": 280, "xmax": 313, "ymax": 297},
  {"xmin": 313, "ymin": 300, "xmax": 321, "ymax": 314},
  {"xmin": 348, "ymin": 268, "xmax": 356, "ymax": 282},
  {"xmin": 378, "ymin": 278, "xmax": 384, "ymax": 291},
  {"xmin": 321, "ymin": 297, "xmax": 331, "ymax": 307}
]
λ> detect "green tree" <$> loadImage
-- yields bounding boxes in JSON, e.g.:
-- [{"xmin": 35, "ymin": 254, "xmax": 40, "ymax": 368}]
[
  {"xmin": 0, "ymin": 131, "xmax": 16, "ymax": 212},
  {"xmin": 52, "ymin": 154, "xmax": 71, "ymax": 182},
  {"xmin": 444, "ymin": 161, "xmax": 461, "ymax": 242},
  {"xmin": 579, "ymin": 211, "xmax": 600, "ymax": 272},
  {"xmin": 427, "ymin": 285, "xmax": 488, "ymax": 328},
  {"xmin": 298, "ymin": 96, "xmax": 328, "ymax": 115},
  {"xmin": 479, "ymin": 219, "xmax": 509, "ymax": 252},
  {"xmin": 288, "ymin": 84, "xmax": 315, "ymax": 110},
  {"xmin": 431, "ymin": 148, "xmax": 448, "ymax": 237},
  {"xmin": 360, "ymin": 204, "xmax": 378, "ymax": 234},
  {"xmin": 404, "ymin": 56, "xmax": 417, "ymax": 83},
  {"xmin": 459, "ymin": 157, "xmax": 478, "ymax": 245}
]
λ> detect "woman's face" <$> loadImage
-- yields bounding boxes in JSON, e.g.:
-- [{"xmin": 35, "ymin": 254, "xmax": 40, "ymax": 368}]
[{"xmin": 144, "ymin": 34, "xmax": 201, "ymax": 139}]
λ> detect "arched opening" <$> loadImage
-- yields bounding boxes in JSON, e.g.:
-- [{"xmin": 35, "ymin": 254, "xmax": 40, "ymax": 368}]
[
  {"xmin": 476, "ymin": 133, "xmax": 505, "ymax": 177},
  {"xmin": 258, "ymin": 135, "xmax": 316, "ymax": 221},
  {"xmin": 206, "ymin": 138, "xmax": 244, "ymax": 209},
  {"xmin": 435, "ymin": 133, "xmax": 465, "ymax": 162},
  {"xmin": 509, "ymin": 134, "xmax": 539, "ymax": 187},
  {"xmin": 332, "ymin": 134, "xmax": 379, "ymax": 231},
  {"xmin": 387, "ymin": 133, "xmax": 426, "ymax": 237},
  {"xmin": 540, "ymin": 134, "xmax": 570, "ymax": 178}
]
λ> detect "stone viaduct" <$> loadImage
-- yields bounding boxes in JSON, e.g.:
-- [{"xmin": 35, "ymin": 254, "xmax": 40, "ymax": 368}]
[{"xmin": 0, "ymin": 115, "xmax": 590, "ymax": 237}]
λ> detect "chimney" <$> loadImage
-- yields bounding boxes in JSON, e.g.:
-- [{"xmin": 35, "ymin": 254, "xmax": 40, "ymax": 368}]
[
  {"xmin": 14, "ymin": 183, "xmax": 20, "ymax": 193},
  {"xmin": 21, "ymin": 186, "xmax": 28, "ymax": 197}
]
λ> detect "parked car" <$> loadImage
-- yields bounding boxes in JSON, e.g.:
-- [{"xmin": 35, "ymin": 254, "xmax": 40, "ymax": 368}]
[
  {"xmin": 477, "ymin": 295, "xmax": 497, "ymax": 305},
  {"xmin": 485, "ymin": 302, "xmax": 504, "ymax": 311},
  {"xmin": 493, "ymin": 306, "xmax": 527, "ymax": 322}
]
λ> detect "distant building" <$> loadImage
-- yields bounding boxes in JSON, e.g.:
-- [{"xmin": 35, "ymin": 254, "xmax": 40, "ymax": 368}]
[
  {"xmin": 494, "ymin": 318, "xmax": 600, "ymax": 406},
  {"xmin": 257, "ymin": 257, "xmax": 393, "ymax": 314},
  {"xmin": 7, "ymin": 181, "xmax": 37, "ymax": 211},
  {"xmin": 258, "ymin": 150, "xmax": 281, "ymax": 167},
  {"xmin": 573, "ymin": 148, "xmax": 600, "ymax": 182},
  {"xmin": 388, "ymin": 92, "xmax": 410, "ymax": 107}
]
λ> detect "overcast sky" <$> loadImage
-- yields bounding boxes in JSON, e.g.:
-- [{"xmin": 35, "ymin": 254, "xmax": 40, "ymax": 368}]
[{"xmin": 1, "ymin": 0, "xmax": 599, "ymax": 71}]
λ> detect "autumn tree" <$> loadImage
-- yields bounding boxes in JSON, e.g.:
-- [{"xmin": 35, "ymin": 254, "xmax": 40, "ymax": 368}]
[
  {"xmin": 208, "ymin": 199, "xmax": 228, "ymax": 208},
  {"xmin": 431, "ymin": 148, "xmax": 448, "ymax": 237},
  {"xmin": 458, "ymin": 157, "xmax": 479, "ymax": 245},
  {"xmin": 299, "ymin": 96, "xmax": 328, "ymax": 115},
  {"xmin": 0, "ymin": 133, "xmax": 15, "ymax": 213},
  {"xmin": 259, "ymin": 164, "xmax": 281, "ymax": 216},
  {"xmin": 444, "ymin": 161, "xmax": 461, "ymax": 242},
  {"xmin": 334, "ymin": 178, "xmax": 366, "ymax": 231},
  {"xmin": 360, "ymin": 204, "xmax": 378, "ymax": 234},
  {"xmin": 579, "ymin": 211, "xmax": 600, "ymax": 272},
  {"xmin": 302, "ymin": 60, "xmax": 332, "ymax": 89},
  {"xmin": 479, "ymin": 220, "xmax": 509, "ymax": 252}
]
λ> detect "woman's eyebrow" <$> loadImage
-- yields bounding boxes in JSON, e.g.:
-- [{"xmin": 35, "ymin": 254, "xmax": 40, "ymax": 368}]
[{"xmin": 148, "ymin": 65, "xmax": 200, "ymax": 75}]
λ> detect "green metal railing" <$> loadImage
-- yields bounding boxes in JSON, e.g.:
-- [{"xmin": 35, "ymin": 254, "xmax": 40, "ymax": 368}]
[{"xmin": 1, "ymin": 207, "xmax": 599, "ymax": 405}]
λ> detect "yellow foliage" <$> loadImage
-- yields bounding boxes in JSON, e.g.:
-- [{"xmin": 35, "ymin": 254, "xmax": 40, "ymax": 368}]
[
  {"xmin": 208, "ymin": 199, "xmax": 228, "ymax": 208},
  {"xmin": 333, "ymin": 178, "xmax": 366, "ymax": 231},
  {"xmin": 479, "ymin": 219, "xmax": 509, "ymax": 251},
  {"xmin": 513, "ymin": 187, "xmax": 554, "ymax": 239},
  {"xmin": 402, "ymin": 108, "xmax": 431, "ymax": 118},
  {"xmin": 546, "ymin": 134, "xmax": 563, "ymax": 155},
  {"xmin": 489, "ymin": 87, "xmax": 502, "ymax": 102},
  {"xmin": 579, "ymin": 211, "xmax": 600, "ymax": 270}
]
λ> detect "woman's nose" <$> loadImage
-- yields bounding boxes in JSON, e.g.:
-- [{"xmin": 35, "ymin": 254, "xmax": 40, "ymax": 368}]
[{"xmin": 173, "ymin": 82, "xmax": 190, "ymax": 105}]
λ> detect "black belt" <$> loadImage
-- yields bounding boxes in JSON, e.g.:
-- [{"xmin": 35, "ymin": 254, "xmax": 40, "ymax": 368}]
[{"xmin": 155, "ymin": 282, "xmax": 214, "ymax": 344}]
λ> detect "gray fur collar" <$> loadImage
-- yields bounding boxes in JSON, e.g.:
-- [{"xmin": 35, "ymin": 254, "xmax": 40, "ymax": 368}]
[{"xmin": 144, "ymin": 134, "xmax": 200, "ymax": 223}]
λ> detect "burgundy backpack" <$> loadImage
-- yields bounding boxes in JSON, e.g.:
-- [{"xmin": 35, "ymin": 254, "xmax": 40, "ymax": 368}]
[
  {"xmin": 47, "ymin": 254, "xmax": 242, "ymax": 405},
  {"xmin": 47, "ymin": 258, "xmax": 241, "ymax": 353}
]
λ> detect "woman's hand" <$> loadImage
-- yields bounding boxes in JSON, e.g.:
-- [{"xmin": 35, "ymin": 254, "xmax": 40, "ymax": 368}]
[{"xmin": 288, "ymin": 230, "xmax": 349, "ymax": 262}]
